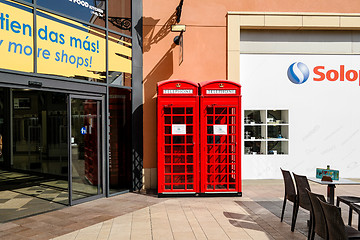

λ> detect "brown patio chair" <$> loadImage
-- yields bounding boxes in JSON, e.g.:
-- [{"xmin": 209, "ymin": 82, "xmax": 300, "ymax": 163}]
[
  {"xmin": 306, "ymin": 189, "xmax": 327, "ymax": 240},
  {"xmin": 319, "ymin": 199, "xmax": 360, "ymax": 240},
  {"xmin": 280, "ymin": 168, "xmax": 297, "ymax": 224},
  {"xmin": 292, "ymin": 173, "xmax": 312, "ymax": 232},
  {"xmin": 337, "ymin": 196, "xmax": 360, "ymax": 226}
]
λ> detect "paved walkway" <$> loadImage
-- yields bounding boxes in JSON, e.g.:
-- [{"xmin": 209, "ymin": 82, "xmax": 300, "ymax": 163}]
[{"xmin": 1, "ymin": 179, "xmax": 359, "ymax": 239}]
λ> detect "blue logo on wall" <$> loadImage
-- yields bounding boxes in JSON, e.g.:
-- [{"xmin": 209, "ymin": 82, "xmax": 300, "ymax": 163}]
[{"xmin": 287, "ymin": 62, "xmax": 310, "ymax": 84}]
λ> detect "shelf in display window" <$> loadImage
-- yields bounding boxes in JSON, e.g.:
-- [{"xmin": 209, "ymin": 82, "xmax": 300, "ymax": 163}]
[{"xmin": 244, "ymin": 109, "xmax": 289, "ymax": 155}]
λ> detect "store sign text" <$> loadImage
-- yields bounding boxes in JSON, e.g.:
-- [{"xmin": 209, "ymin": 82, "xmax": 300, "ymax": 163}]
[
  {"xmin": 68, "ymin": 0, "xmax": 104, "ymax": 17},
  {"xmin": 0, "ymin": 1, "xmax": 131, "ymax": 77},
  {"xmin": 313, "ymin": 65, "xmax": 360, "ymax": 84},
  {"xmin": 0, "ymin": 12, "xmax": 99, "ymax": 68}
]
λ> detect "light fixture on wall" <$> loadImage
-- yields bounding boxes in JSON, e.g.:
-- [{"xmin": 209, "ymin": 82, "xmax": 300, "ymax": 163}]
[
  {"xmin": 173, "ymin": 34, "xmax": 182, "ymax": 45},
  {"xmin": 171, "ymin": 24, "xmax": 186, "ymax": 32},
  {"xmin": 171, "ymin": 25, "xmax": 186, "ymax": 45}
]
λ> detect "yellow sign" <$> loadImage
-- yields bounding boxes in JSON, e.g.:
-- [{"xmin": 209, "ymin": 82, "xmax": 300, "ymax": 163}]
[
  {"xmin": 0, "ymin": 0, "xmax": 132, "ymax": 80},
  {"xmin": 0, "ymin": 1, "xmax": 33, "ymax": 73}
]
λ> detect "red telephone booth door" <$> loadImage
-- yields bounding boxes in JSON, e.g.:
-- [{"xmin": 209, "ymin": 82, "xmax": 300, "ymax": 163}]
[
  {"xmin": 199, "ymin": 80, "xmax": 241, "ymax": 194},
  {"xmin": 157, "ymin": 80, "xmax": 199, "ymax": 194}
]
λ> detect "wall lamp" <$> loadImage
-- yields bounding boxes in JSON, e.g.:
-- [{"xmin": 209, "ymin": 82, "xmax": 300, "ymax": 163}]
[
  {"xmin": 171, "ymin": 24, "xmax": 186, "ymax": 32},
  {"xmin": 171, "ymin": 24, "xmax": 186, "ymax": 45}
]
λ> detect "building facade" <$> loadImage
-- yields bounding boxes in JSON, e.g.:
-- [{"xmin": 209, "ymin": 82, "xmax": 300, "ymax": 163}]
[
  {"xmin": 143, "ymin": 0, "xmax": 360, "ymax": 188},
  {"xmin": 0, "ymin": 0, "xmax": 143, "ymax": 221},
  {"xmin": 2, "ymin": 0, "xmax": 360, "ymax": 221}
]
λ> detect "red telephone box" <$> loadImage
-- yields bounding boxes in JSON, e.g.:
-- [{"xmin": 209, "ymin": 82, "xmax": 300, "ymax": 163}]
[
  {"xmin": 199, "ymin": 80, "xmax": 242, "ymax": 195},
  {"xmin": 157, "ymin": 80, "xmax": 199, "ymax": 195}
]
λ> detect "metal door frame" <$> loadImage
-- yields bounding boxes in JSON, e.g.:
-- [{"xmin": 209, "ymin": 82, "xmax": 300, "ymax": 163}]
[{"xmin": 68, "ymin": 94, "xmax": 105, "ymax": 206}]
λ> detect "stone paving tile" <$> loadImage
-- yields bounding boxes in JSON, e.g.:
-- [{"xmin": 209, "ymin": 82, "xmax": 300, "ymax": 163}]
[
  {"xmin": 3, "ymin": 179, "xmax": 360, "ymax": 239},
  {"xmin": 49, "ymin": 194, "xmax": 304, "ymax": 240},
  {"xmin": 131, "ymin": 207, "xmax": 152, "ymax": 240},
  {"xmin": 150, "ymin": 203, "xmax": 174, "ymax": 240},
  {"xmin": 182, "ymin": 205, "xmax": 207, "ymax": 240},
  {"xmin": 0, "ymin": 192, "xmax": 165, "ymax": 240},
  {"xmin": 108, "ymin": 214, "xmax": 131, "ymax": 240},
  {"xmin": 51, "ymin": 231, "xmax": 78, "ymax": 240},
  {"xmin": 166, "ymin": 200, "xmax": 194, "ymax": 238},
  {"xmin": 1, "ymin": 233, "xmax": 28, "ymax": 240},
  {"xmin": 190, "ymin": 201, "xmax": 231, "ymax": 240}
]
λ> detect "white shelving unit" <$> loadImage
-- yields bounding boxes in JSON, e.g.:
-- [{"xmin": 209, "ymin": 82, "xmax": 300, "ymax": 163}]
[{"xmin": 244, "ymin": 110, "xmax": 289, "ymax": 155}]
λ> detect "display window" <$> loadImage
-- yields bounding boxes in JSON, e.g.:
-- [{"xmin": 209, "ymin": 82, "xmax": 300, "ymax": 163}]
[
  {"xmin": 36, "ymin": 9, "xmax": 106, "ymax": 82},
  {"xmin": 244, "ymin": 109, "xmax": 289, "ymax": 155},
  {"xmin": 108, "ymin": 32, "xmax": 132, "ymax": 86},
  {"xmin": 0, "ymin": 0, "xmax": 132, "ymax": 83},
  {"xmin": 0, "ymin": 0, "xmax": 34, "ymax": 73},
  {"xmin": 108, "ymin": 0, "xmax": 131, "ymax": 36}
]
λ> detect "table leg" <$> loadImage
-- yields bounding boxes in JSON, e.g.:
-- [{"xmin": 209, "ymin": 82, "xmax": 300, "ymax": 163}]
[{"xmin": 327, "ymin": 184, "xmax": 335, "ymax": 205}]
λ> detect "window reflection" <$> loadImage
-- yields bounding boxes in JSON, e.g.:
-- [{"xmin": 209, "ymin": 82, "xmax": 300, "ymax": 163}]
[
  {"xmin": 12, "ymin": 89, "xmax": 68, "ymax": 176},
  {"xmin": 109, "ymin": 33, "xmax": 132, "ymax": 86},
  {"xmin": 37, "ymin": 0, "xmax": 105, "ymax": 26},
  {"xmin": 71, "ymin": 98, "xmax": 102, "ymax": 201},
  {"xmin": 108, "ymin": 0, "xmax": 131, "ymax": 36}
]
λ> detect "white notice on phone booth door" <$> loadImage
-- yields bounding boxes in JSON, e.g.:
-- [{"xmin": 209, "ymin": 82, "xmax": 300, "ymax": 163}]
[
  {"xmin": 213, "ymin": 125, "xmax": 227, "ymax": 135},
  {"xmin": 172, "ymin": 124, "xmax": 186, "ymax": 135}
]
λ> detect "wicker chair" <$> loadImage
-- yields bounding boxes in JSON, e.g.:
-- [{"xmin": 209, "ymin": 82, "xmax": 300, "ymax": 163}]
[
  {"xmin": 292, "ymin": 173, "xmax": 312, "ymax": 232},
  {"xmin": 337, "ymin": 196, "xmax": 360, "ymax": 226},
  {"xmin": 280, "ymin": 168, "xmax": 297, "ymax": 224},
  {"xmin": 319, "ymin": 199, "xmax": 360, "ymax": 240},
  {"xmin": 306, "ymin": 189, "xmax": 327, "ymax": 240}
]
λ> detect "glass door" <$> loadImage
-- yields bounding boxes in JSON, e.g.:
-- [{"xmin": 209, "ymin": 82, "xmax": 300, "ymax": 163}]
[{"xmin": 69, "ymin": 96, "xmax": 104, "ymax": 205}]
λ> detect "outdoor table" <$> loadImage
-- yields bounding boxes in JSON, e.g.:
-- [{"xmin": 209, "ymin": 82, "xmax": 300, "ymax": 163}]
[
  {"xmin": 350, "ymin": 203, "xmax": 360, "ymax": 230},
  {"xmin": 308, "ymin": 177, "xmax": 360, "ymax": 205}
]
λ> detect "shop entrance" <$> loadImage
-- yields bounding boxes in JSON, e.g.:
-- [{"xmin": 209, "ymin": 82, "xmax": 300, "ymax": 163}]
[{"xmin": 0, "ymin": 87, "xmax": 104, "ymax": 222}]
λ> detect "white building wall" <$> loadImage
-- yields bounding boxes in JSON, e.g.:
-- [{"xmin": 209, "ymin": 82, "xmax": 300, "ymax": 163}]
[{"xmin": 240, "ymin": 53, "xmax": 360, "ymax": 179}]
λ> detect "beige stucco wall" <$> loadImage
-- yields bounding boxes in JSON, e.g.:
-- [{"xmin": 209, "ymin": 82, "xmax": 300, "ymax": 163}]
[{"xmin": 143, "ymin": 0, "xmax": 360, "ymax": 189}]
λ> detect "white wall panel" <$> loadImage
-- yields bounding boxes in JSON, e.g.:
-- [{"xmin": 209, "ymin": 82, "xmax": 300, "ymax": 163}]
[{"xmin": 240, "ymin": 54, "xmax": 360, "ymax": 179}]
